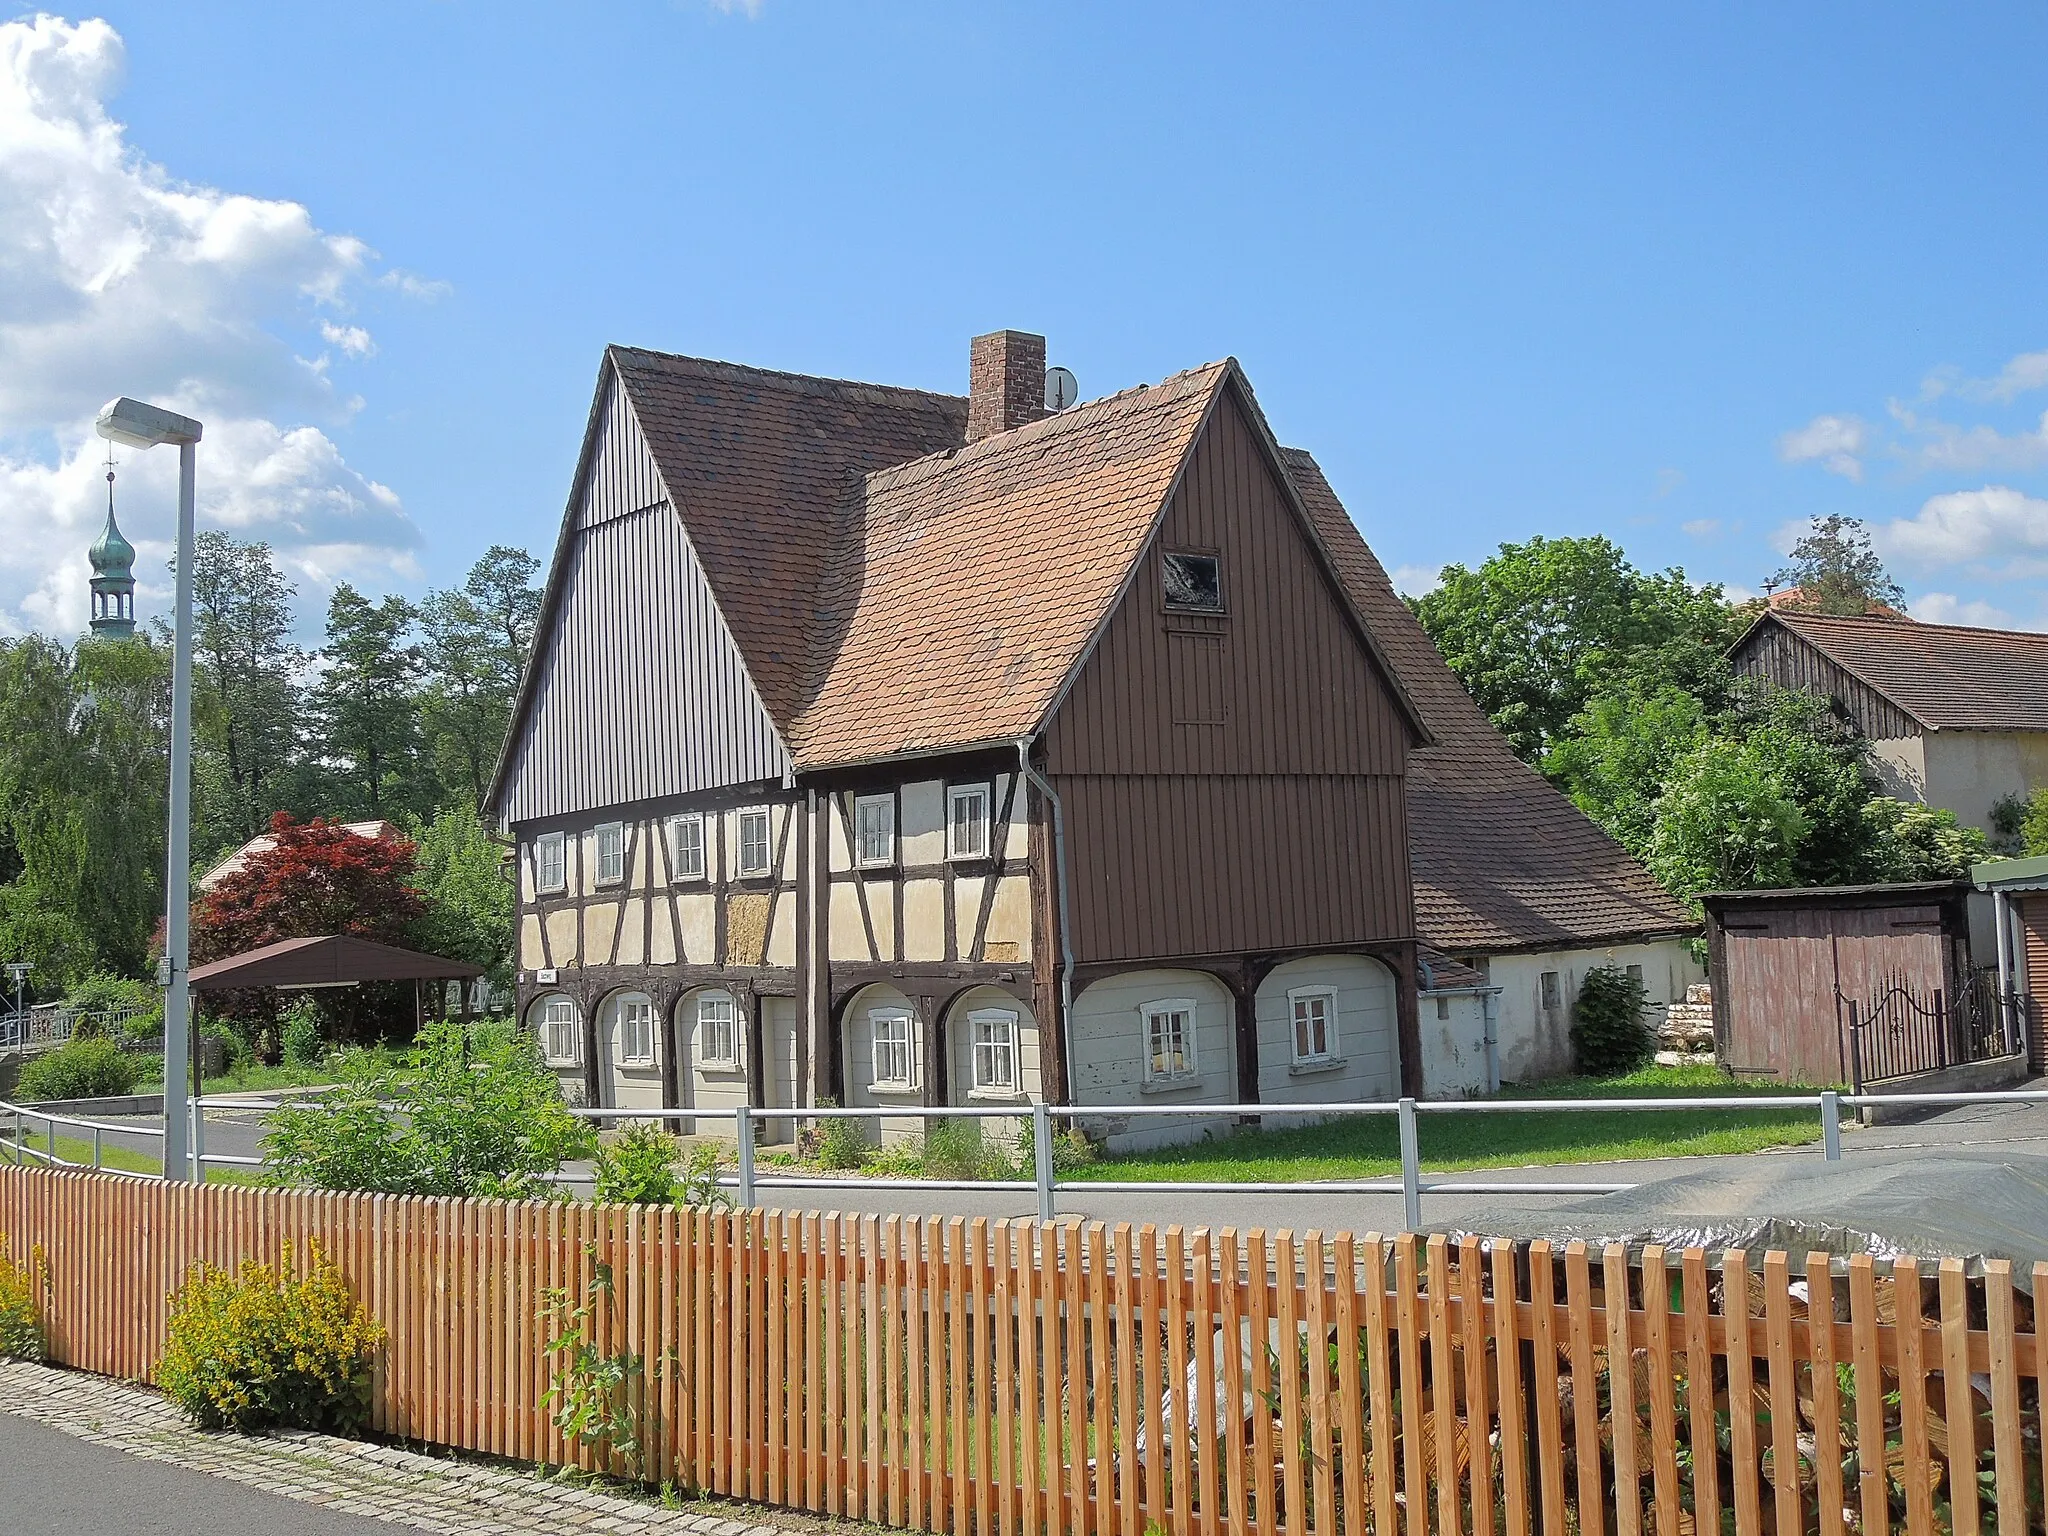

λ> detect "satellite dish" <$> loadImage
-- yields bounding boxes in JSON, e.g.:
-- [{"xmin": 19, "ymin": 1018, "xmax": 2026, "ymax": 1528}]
[{"xmin": 1044, "ymin": 366, "xmax": 1078, "ymax": 412}]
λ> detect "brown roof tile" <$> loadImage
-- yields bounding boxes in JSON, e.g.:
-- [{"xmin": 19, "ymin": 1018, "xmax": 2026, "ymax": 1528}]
[
  {"xmin": 787, "ymin": 364, "xmax": 1231, "ymax": 768},
  {"xmin": 1753, "ymin": 609, "xmax": 2048, "ymax": 733},
  {"xmin": 1281, "ymin": 449, "xmax": 1697, "ymax": 954}
]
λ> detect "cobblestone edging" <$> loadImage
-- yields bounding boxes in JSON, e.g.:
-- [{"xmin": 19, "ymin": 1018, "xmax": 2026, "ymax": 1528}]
[{"xmin": 0, "ymin": 1359, "xmax": 815, "ymax": 1536}]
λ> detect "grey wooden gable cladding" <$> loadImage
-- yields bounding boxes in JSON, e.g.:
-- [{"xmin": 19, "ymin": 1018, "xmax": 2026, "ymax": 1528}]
[{"xmin": 496, "ymin": 378, "xmax": 791, "ymax": 826}]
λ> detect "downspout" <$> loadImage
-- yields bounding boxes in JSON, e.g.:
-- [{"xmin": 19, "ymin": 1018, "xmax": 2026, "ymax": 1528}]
[
  {"xmin": 1482, "ymin": 988, "xmax": 1502, "ymax": 1094},
  {"xmin": 1017, "ymin": 739, "xmax": 1076, "ymax": 1105}
]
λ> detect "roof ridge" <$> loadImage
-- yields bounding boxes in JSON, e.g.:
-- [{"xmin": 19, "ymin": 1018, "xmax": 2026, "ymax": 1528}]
[
  {"xmin": 858, "ymin": 360, "xmax": 1233, "ymax": 496},
  {"xmin": 1776, "ymin": 607, "xmax": 2048, "ymax": 643},
  {"xmin": 607, "ymin": 344, "xmax": 967, "ymax": 407}
]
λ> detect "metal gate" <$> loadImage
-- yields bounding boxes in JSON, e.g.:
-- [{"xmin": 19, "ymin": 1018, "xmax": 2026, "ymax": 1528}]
[{"xmin": 1841, "ymin": 967, "xmax": 2020, "ymax": 1088}]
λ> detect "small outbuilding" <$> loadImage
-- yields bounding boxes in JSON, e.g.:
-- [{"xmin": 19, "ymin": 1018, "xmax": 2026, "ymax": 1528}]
[{"xmin": 1972, "ymin": 854, "xmax": 2048, "ymax": 1076}]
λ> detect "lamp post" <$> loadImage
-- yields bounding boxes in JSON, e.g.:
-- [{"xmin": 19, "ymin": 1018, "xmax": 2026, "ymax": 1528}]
[{"xmin": 95, "ymin": 398, "xmax": 202, "ymax": 1183}]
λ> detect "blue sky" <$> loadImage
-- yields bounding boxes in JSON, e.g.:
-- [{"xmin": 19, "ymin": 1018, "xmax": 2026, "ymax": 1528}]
[{"xmin": 5, "ymin": 3, "xmax": 2047, "ymax": 636}]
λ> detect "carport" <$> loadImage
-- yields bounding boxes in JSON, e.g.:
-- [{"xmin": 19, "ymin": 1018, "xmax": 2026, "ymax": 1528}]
[{"xmin": 188, "ymin": 934, "xmax": 484, "ymax": 996}]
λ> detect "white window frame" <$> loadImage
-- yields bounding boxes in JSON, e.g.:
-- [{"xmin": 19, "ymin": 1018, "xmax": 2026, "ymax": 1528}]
[
  {"xmin": 668, "ymin": 813, "xmax": 705, "ymax": 882},
  {"xmin": 695, "ymin": 991, "xmax": 740, "ymax": 1070},
  {"xmin": 534, "ymin": 831, "xmax": 567, "ymax": 895},
  {"xmin": 615, "ymin": 994, "xmax": 657, "ymax": 1067},
  {"xmin": 869, "ymin": 1007, "xmax": 918, "ymax": 1091},
  {"xmin": 736, "ymin": 807, "xmax": 772, "ymax": 879},
  {"xmin": 853, "ymin": 793, "xmax": 896, "ymax": 869},
  {"xmin": 593, "ymin": 821, "xmax": 626, "ymax": 887},
  {"xmin": 947, "ymin": 783, "xmax": 991, "ymax": 862},
  {"xmin": 1141, "ymin": 998, "xmax": 1199, "ymax": 1085},
  {"xmin": 1288, "ymin": 986, "xmax": 1339, "ymax": 1066},
  {"xmin": 538, "ymin": 994, "xmax": 579, "ymax": 1066},
  {"xmin": 968, "ymin": 1008, "xmax": 1020, "ymax": 1096}
]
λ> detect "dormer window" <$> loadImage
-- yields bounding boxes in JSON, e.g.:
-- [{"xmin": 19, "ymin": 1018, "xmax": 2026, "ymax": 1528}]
[{"xmin": 1162, "ymin": 551, "xmax": 1223, "ymax": 612}]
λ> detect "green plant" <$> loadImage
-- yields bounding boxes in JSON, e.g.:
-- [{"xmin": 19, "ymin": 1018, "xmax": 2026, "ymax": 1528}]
[
  {"xmin": 541, "ymin": 1242, "xmax": 644, "ymax": 1476},
  {"xmin": 807, "ymin": 1098, "xmax": 870, "ymax": 1171},
  {"xmin": 1570, "ymin": 964, "xmax": 1655, "ymax": 1076},
  {"xmin": 1012, "ymin": 1118, "xmax": 1101, "ymax": 1175},
  {"xmin": 17, "ymin": 1035, "xmax": 139, "ymax": 1101},
  {"xmin": 157, "ymin": 1241, "xmax": 383, "ymax": 1434},
  {"xmin": 0, "ymin": 1236, "xmax": 50, "ymax": 1361},
  {"xmin": 675, "ymin": 1145, "xmax": 731, "ymax": 1210},
  {"xmin": 593, "ymin": 1122, "xmax": 683, "ymax": 1205},
  {"xmin": 119, "ymin": 1006, "xmax": 164, "ymax": 1046},
  {"xmin": 260, "ymin": 1019, "xmax": 596, "ymax": 1198},
  {"xmin": 921, "ymin": 1117, "xmax": 1015, "ymax": 1181},
  {"xmin": 279, "ymin": 998, "xmax": 324, "ymax": 1069}
]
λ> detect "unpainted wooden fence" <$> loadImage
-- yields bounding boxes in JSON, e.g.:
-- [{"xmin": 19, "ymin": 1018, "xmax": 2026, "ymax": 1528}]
[{"xmin": 3, "ymin": 1162, "xmax": 2044, "ymax": 1535}]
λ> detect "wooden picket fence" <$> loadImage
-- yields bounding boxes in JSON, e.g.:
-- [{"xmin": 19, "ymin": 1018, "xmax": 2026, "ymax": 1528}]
[{"xmin": 3, "ymin": 1161, "xmax": 2045, "ymax": 1535}]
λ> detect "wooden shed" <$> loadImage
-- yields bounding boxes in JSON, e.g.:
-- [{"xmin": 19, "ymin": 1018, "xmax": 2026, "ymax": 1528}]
[
  {"xmin": 1702, "ymin": 882, "xmax": 1983, "ymax": 1087},
  {"xmin": 1972, "ymin": 854, "xmax": 2048, "ymax": 1075}
]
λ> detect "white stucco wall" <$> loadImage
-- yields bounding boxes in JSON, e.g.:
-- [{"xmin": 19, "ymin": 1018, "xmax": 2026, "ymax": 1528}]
[
  {"xmin": 1485, "ymin": 938, "xmax": 1704, "ymax": 1083},
  {"xmin": 1920, "ymin": 730, "xmax": 2048, "ymax": 835},
  {"xmin": 598, "ymin": 989, "xmax": 665, "ymax": 1113},
  {"xmin": 840, "ymin": 983, "xmax": 928, "ymax": 1144},
  {"xmin": 1250, "ymin": 955, "xmax": 1399, "ymax": 1125},
  {"xmin": 942, "ymin": 985, "xmax": 1041, "ymax": 1151},
  {"xmin": 677, "ymin": 984, "xmax": 751, "ymax": 1138},
  {"xmin": 1419, "ymin": 988, "xmax": 1494, "ymax": 1098},
  {"xmin": 1069, "ymin": 968, "xmax": 1237, "ymax": 1152}
]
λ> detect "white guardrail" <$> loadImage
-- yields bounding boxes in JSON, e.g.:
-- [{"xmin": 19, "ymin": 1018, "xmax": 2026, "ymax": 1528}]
[{"xmin": 5, "ymin": 1088, "xmax": 2047, "ymax": 1230}]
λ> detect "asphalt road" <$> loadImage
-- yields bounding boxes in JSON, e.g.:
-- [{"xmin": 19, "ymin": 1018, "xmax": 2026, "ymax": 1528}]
[{"xmin": 0, "ymin": 1413, "xmax": 396, "ymax": 1535}]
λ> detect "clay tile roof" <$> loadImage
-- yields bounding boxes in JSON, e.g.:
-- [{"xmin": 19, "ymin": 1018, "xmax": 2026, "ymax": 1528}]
[
  {"xmin": 609, "ymin": 347, "xmax": 969, "ymax": 728},
  {"xmin": 1280, "ymin": 448, "xmax": 1696, "ymax": 954},
  {"xmin": 1754, "ymin": 608, "xmax": 2048, "ymax": 733},
  {"xmin": 786, "ymin": 363, "xmax": 1232, "ymax": 769}
]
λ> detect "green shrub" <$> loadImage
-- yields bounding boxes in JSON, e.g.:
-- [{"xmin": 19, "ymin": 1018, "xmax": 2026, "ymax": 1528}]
[
  {"xmin": 62, "ymin": 971, "xmax": 156, "ymax": 1016},
  {"xmin": 1570, "ymin": 965, "xmax": 1655, "ymax": 1076},
  {"xmin": 157, "ymin": 1241, "xmax": 383, "ymax": 1434},
  {"xmin": 18, "ymin": 1036, "xmax": 139, "ymax": 1102},
  {"xmin": 1012, "ymin": 1119, "xmax": 1101, "ymax": 1174},
  {"xmin": 0, "ymin": 1236, "xmax": 49, "ymax": 1361},
  {"xmin": 921, "ymin": 1118, "xmax": 1015, "ymax": 1181},
  {"xmin": 807, "ymin": 1099, "xmax": 870, "ymax": 1171},
  {"xmin": 119, "ymin": 1006, "xmax": 164, "ymax": 1046},
  {"xmin": 279, "ymin": 999, "xmax": 324, "ymax": 1069},
  {"xmin": 593, "ymin": 1121, "xmax": 682, "ymax": 1205},
  {"xmin": 201, "ymin": 1021, "xmax": 249, "ymax": 1074}
]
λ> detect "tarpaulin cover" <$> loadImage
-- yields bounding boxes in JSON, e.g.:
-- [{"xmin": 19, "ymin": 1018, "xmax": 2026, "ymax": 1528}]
[{"xmin": 1435, "ymin": 1154, "xmax": 2048, "ymax": 1290}]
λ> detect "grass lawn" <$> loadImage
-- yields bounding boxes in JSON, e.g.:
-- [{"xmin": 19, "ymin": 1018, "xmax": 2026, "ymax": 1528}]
[
  {"xmin": 1066, "ymin": 1065, "xmax": 1833, "ymax": 1184},
  {"xmin": 4, "ymin": 1132, "xmax": 259, "ymax": 1185}
]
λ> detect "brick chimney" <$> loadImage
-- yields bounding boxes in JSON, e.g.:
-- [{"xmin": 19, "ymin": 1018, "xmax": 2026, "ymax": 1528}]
[{"xmin": 966, "ymin": 330, "xmax": 1049, "ymax": 442}]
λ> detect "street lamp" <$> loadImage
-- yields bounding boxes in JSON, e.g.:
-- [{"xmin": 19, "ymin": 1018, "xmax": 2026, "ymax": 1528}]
[{"xmin": 95, "ymin": 397, "xmax": 202, "ymax": 1183}]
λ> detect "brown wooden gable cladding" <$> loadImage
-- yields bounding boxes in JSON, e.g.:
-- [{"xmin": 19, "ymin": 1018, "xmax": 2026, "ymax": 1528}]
[
  {"xmin": 1044, "ymin": 390, "xmax": 1414, "ymax": 963},
  {"xmin": 1730, "ymin": 613, "xmax": 1921, "ymax": 742}
]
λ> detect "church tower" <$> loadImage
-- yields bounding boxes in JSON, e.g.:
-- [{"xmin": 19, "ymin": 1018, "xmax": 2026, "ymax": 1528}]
[{"xmin": 88, "ymin": 457, "xmax": 137, "ymax": 638}]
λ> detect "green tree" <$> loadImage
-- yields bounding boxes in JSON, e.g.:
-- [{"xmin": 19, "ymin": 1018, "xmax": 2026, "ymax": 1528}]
[
  {"xmin": 1858, "ymin": 798, "xmax": 1992, "ymax": 881},
  {"xmin": 1410, "ymin": 535, "xmax": 1737, "ymax": 761},
  {"xmin": 1544, "ymin": 684, "xmax": 1710, "ymax": 858},
  {"xmin": 310, "ymin": 583, "xmax": 422, "ymax": 817},
  {"xmin": 407, "ymin": 803, "xmax": 513, "ymax": 986},
  {"xmin": 417, "ymin": 546, "xmax": 541, "ymax": 808},
  {"xmin": 1768, "ymin": 514, "xmax": 1905, "ymax": 616},
  {"xmin": 1648, "ymin": 736, "xmax": 1810, "ymax": 899},
  {"xmin": 188, "ymin": 532, "xmax": 305, "ymax": 845}
]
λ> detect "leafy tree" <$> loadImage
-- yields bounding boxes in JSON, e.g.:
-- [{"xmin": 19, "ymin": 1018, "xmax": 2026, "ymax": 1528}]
[
  {"xmin": 261, "ymin": 1019, "xmax": 593, "ymax": 1198},
  {"xmin": 1648, "ymin": 736, "xmax": 1809, "ymax": 899},
  {"xmin": 309, "ymin": 583, "xmax": 422, "ymax": 817},
  {"xmin": 1544, "ymin": 684, "xmax": 1709, "ymax": 858},
  {"xmin": 188, "ymin": 533, "xmax": 305, "ymax": 845},
  {"xmin": 1768, "ymin": 514, "xmax": 1905, "ymax": 616},
  {"xmin": 1410, "ymin": 535, "xmax": 1737, "ymax": 761},
  {"xmin": 1719, "ymin": 684, "xmax": 1878, "ymax": 887},
  {"xmin": 406, "ymin": 803, "xmax": 513, "ymax": 986},
  {"xmin": 1858, "ymin": 798, "xmax": 1992, "ymax": 881},
  {"xmin": 417, "ymin": 547, "xmax": 540, "ymax": 808}
]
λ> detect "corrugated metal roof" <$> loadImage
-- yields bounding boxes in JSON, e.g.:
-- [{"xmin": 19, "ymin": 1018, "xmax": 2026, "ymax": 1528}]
[{"xmin": 1750, "ymin": 609, "xmax": 2048, "ymax": 733}]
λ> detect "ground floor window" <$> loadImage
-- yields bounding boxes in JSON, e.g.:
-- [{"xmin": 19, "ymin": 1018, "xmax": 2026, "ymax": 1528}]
[
  {"xmin": 969, "ymin": 1009, "xmax": 1018, "ymax": 1093},
  {"xmin": 1289, "ymin": 986, "xmax": 1337, "ymax": 1065},
  {"xmin": 871, "ymin": 1008, "xmax": 916, "ymax": 1089},
  {"xmin": 538, "ymin": 994, "xmax": 578, "ymax": 1065},
  {"xmin": 1141, "ymin": 999, "xmax": 1198, "ymax": 1083},
  {"xmin": 696, "ymin": 991, "xmax": 738, "ymax": 1068},
  {"xmin": 617, "ymin": 995, "xmax": 656, "ymax": 1066}
]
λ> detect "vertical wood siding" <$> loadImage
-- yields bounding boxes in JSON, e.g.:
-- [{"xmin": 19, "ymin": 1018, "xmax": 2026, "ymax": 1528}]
[
  {"xmin": 2023, "ymin": 893, "xmax": 2048, "ymax": 1073},
  {"xmin": 6, "ymin": 1165, "xmax": 2044, "ymax": 1536},
  {"xmin": 1732, "ymin": 621, "xmax": 1921, "ymax": 741},
  {"xmin": 1044, "ymin": 391, "xmax": 1413, "ymax": 961},
  {"xmin": 499, "ymin": 378, "xmax": 790, "ymax": 825}
]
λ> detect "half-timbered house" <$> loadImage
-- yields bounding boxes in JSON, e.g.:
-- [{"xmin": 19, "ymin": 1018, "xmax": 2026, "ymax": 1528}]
[{"xmin": 485, "ymin": 331, "xmax": 1437, "ymax": 1148}]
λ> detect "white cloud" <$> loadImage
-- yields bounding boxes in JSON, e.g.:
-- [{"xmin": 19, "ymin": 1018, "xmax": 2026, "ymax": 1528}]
[
  {"xmin": 1874, "ymin": 484, "xmax": 2048, "ymax": 570},
  {"xmin": 0, "ymin": 15, "xmax": 426, "ymax": 637},
  {"xmin": 1680, "ymin": 517, "xmax": 1722, "ymax": 539},
  {"xmin": 319, "ymin": 320, "xmax": 375, "ymax": 359},
  {"xmin": 377, "ymin": 268, "xmax": 451, "ymax": 302},
  {"xmin": 1777, "ymin": 414, "xmax": 1867, "ymax": 481},
  {"xmin": 1981, "ymin": 348, "xmax": 2048, "ymax": 402},
  {"xmin": 1887, "ymin": 401, "xmax": 2048, "ymax": 474},
  {"xmin": 1389, "ymin": 563, "xmax": 1441, "ymax": 598},
  {"xmin": 1910, "ymin": 591, "xmax": 2018, "ymax": 629}
]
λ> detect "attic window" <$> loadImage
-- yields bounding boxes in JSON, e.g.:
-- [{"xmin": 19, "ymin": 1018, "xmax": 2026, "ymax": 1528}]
[{"xmin": 1162, "ymin": 551, "xmax": 1223, "ymax": 612}]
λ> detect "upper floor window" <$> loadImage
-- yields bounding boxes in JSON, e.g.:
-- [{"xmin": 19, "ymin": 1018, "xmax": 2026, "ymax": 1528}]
[
  {"xmin": 1289, "ymin": 987, "xmax": 1338, "ymax": 1065},
  {"xmin": 1162, "ymin": 551, "xmax": 1223, "ymax": 612},
  {"xmin": 696, "ymin": 991, "xmax": 738, "ymax": 1068},
  {"xmin": 969, "ymin": 1008, "xmax": 1019, "ymax": 1095},
  {"xmin": 534, "ymin": 832, "xmax": 567, "ymax": 895},
  {"xmin": 594, "ymin": 822, "xmax": 625, "ymax": 886},
  {"xmin": 854, "ymin": 794, "xmax": 895, "ymax": 869},
  {"xmin": 737, "ymin": 807, "xmax": 772, "ymax": 878},
  {"xmin": 948, "ymin": 783, "xmax": 991, "ymax": 861},
  {"xmin": 537, "ymin": 994, "xmax": 578, "ymax": 1065},
  {"xmin": 870, "ymin": 1007, "xmax": 917, "ymax": 1090},
  {"xmin": 669, "ymin": 813, "xmax": 705, "ymax": 881},
  {"xmin": 1141, "ymin": 999, "xmax": 1198, "ymax": 1084},
  {"xmin": 615, "ymin": 994, "xmax": 656, "ymax": 1066}
]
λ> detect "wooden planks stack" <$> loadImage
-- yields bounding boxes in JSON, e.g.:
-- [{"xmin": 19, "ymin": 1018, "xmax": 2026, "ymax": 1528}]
[{"xmin": 3, "ymin": 1162, "xmax": 2044, "ymax": 1534}]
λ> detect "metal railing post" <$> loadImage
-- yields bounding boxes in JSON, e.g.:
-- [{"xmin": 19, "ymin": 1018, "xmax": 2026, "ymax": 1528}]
[
  {"xmin": 191, "ymin": 1097, "xmax": 206, "ymax": 1183},
  {"xmin": 93, "ymin": 1125, "xmax": 103, "ymax": 1170},
  {"xmin": 735, "ymin": 1103, "xmax": 756, "ymax": 1210},
  {"xmin": 1821, "ymin": 1089, "xmax": 1841, "ymax": 1161},
  {"xmin": 1398, "ymin": 1096, "xmax": 1422, "ymax": 1231},
  {"xmin": 1033, "ymin": 1102, "xmax": 1056, "ymax": 1223}
]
